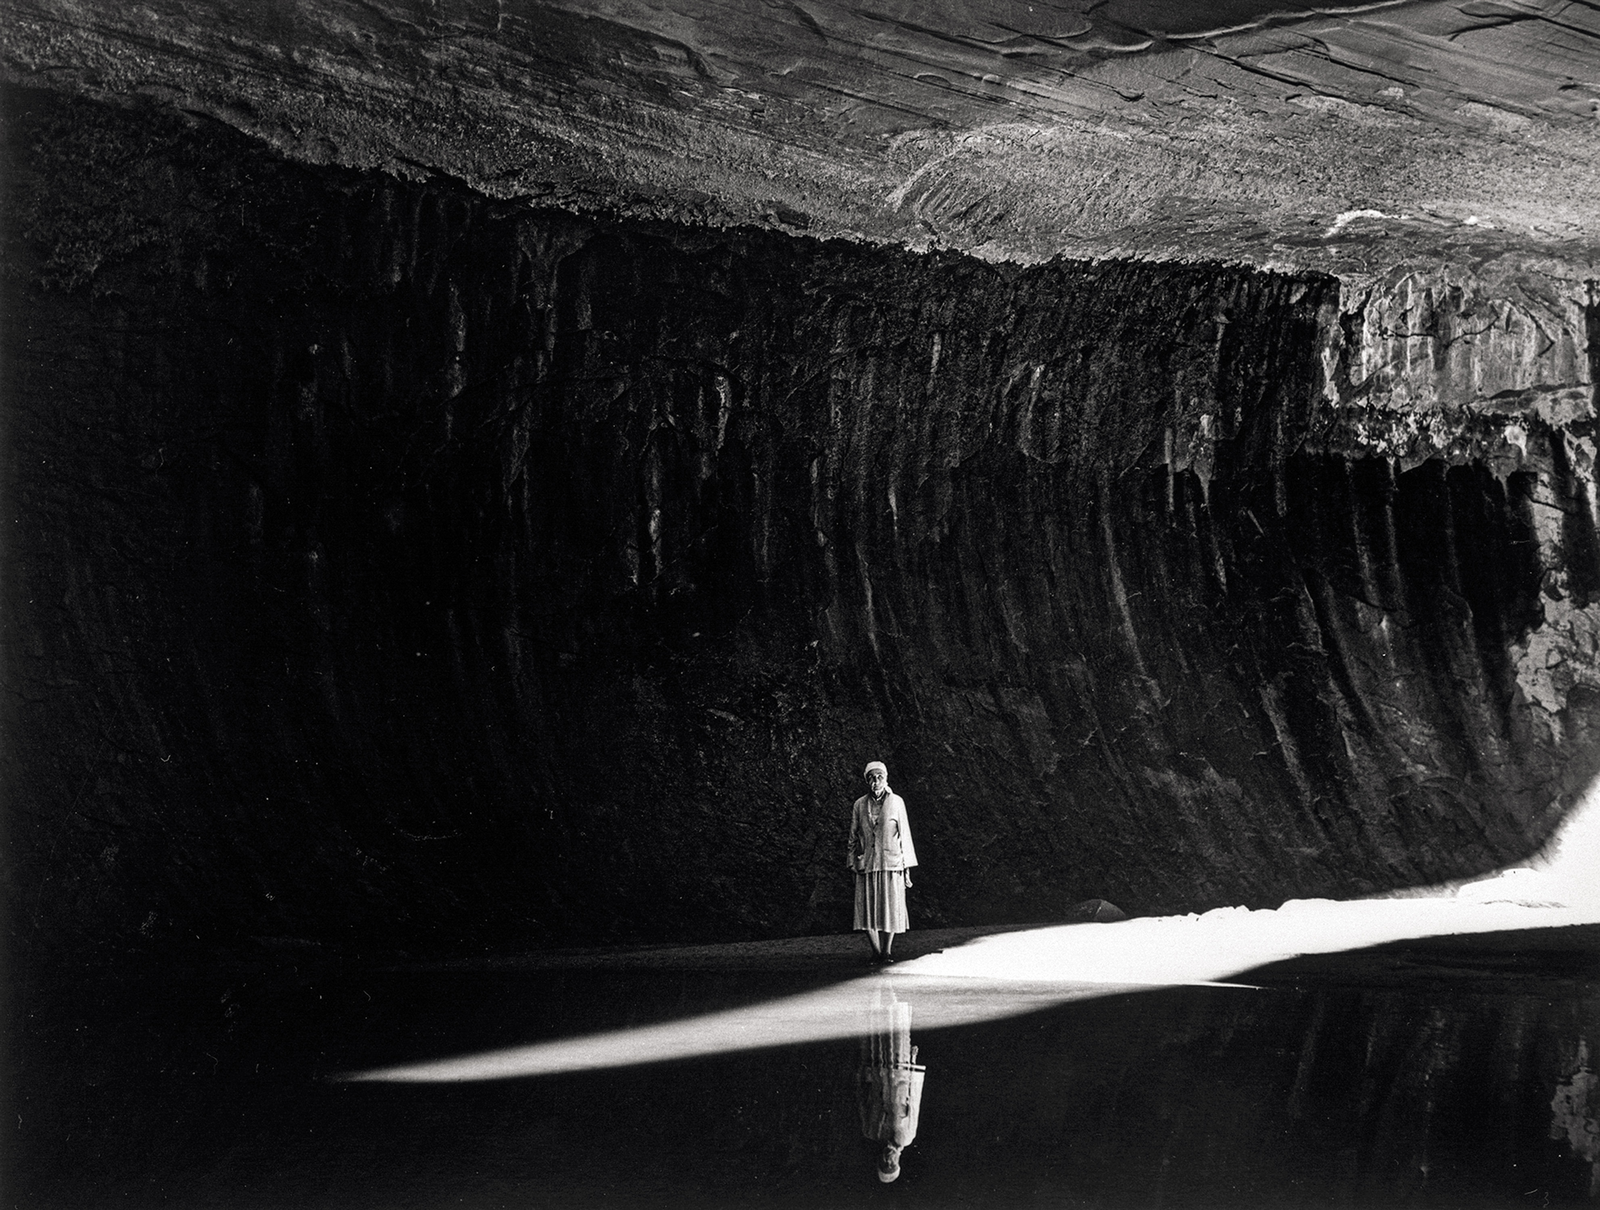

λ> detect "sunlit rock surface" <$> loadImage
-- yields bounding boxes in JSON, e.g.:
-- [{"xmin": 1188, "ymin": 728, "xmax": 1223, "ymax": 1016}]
[
  {"xmin": 6, "ymin": 0, "xmax": 1600, "ymax": 271},
  {"xmin": 6, "ymin": 87, "xmax": 1599, "ymax": 960}
]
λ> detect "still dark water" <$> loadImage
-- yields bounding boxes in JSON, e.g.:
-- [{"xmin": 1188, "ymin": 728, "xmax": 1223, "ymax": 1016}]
[{"xmin": 13, "ymin": 926, "xmax": 1600, "ymax": 1208}]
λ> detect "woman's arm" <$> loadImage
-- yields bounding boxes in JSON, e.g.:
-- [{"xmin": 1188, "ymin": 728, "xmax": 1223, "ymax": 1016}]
[{"xmin": 894, "ymin": 797, "xmax": 917, "ymax": 872}]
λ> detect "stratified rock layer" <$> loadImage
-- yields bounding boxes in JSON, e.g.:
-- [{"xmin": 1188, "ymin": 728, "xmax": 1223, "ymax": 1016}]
[
  {"xmin": 5, "ymin": 90, "xmax": 1598, "ymax": 957},
  {"xmin": 7, "ymin": 0, "xmax": 1600, "ymax": 273}
]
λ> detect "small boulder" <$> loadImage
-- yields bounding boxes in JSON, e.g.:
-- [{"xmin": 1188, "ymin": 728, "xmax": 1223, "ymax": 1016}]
[{"xmin": 1066, "ymin": 898, "xmax": 1127, "ymax": 923}]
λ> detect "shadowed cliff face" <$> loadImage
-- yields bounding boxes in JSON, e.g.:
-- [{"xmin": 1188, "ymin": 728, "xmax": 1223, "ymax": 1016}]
[{"xmin": 5, "ymin": 90, "xmax": 1598, "ymax": 960}]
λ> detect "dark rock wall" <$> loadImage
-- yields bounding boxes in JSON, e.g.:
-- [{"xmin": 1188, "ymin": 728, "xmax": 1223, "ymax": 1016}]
[{"xmin": 4, "ymin": 89, "xmax": 1597, "ymax": 961}]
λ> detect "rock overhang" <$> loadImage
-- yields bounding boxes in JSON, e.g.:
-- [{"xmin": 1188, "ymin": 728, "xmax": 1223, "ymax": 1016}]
[
  {"xmin": 7, "ymin": 0, "xmax": 1598, "ymax": 445},
  {"xmin": 8, "ymin": 2, "xmax": 1600, "ymax": 742},
  {"xmin": 3, "ymin": 0, "xmax": 1598, "ymax": 275}
]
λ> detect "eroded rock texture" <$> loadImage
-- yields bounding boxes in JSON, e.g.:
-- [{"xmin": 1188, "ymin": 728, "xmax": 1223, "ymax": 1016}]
[
  {"xmin": 8, "ymin": 0, "xmax": 1600, "ymax": 272},
  {"xmin": 4, "ymin": 88, "xmax": 1598, "ymax": 960}
]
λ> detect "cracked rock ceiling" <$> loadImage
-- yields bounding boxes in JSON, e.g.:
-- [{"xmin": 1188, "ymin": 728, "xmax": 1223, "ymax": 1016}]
[{"xmin": 3, "ymin": 0, "xmax": 1598, "ymax": 282}]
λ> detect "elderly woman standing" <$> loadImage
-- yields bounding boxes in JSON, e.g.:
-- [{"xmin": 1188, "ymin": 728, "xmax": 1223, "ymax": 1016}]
[{"xmin": 848, "ymin": 760, "xmax": 918, "ymax": 963}]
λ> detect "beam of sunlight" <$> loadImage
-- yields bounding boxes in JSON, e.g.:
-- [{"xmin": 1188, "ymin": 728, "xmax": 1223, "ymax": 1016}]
[
  {"xmin": 910, "ymin": 779, "xmax": 1600, "ymax": 986},
  {"xmin": 341, "ymin": 786, "xmax": 1600, "ymax": 1085},
  {"xmin": 902, "ymin": 894, "xmax": 1598, "ymax": 985},
  {"xmin": 338, "ymin": 976, "xmax": 1136, "ymax": 1084}
]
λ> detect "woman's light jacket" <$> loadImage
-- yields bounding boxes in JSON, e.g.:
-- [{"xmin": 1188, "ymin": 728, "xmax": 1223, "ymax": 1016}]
[{"xmin": 847, "ymin": 791, "xmax": 918, "ymax": 873}]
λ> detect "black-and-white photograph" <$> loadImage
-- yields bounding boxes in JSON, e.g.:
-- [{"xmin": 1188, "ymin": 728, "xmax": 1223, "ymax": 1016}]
[{"xmin": 5, "ymin": 1, "xmax": 1600, "ymax": 1205}]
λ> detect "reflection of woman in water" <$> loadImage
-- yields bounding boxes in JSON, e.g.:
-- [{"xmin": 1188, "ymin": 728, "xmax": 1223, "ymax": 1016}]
[
  {"xmin": 847, "ymin": 760, "xmax": 917, "ymax": 963},
  {"xmin": 857, "ymin": 985, "xmax": 925, "ymax": 1184}
]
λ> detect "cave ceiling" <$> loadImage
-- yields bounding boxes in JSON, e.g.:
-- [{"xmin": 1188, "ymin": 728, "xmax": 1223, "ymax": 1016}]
[{"xmin": 4, "ymin": 0, "xmax": 1599, "ymax": 282}]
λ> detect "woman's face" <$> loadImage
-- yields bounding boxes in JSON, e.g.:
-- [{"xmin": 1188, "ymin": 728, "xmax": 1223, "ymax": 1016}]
[{"xmin": 866, "ymin": 769, "xmax": 887, "ymax": 796}]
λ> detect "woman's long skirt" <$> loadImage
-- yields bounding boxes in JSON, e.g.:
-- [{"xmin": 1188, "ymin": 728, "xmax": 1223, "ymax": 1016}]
[{"xmin": 854, "ymin": 869, "xmax": 909, "ymax": 933}]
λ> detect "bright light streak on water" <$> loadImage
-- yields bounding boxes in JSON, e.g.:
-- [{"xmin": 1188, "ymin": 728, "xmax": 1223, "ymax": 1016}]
[
  {"xmin": 341, "ymin": 792, "xmax": 1600, "ymax": 1085},
  {"xmin": 339, "ymin": 976, "xmax": 1140, "ymax": 1083}
]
